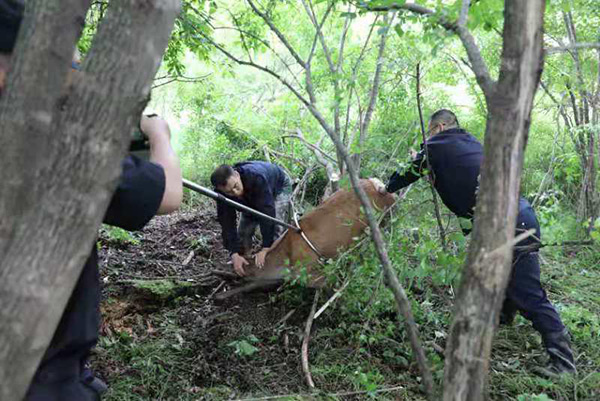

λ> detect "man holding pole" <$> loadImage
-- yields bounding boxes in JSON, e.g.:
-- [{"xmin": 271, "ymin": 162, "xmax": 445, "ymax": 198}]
[{"xmin": 211, "ymin": 161, "xmax": 292, "ymax": 276}]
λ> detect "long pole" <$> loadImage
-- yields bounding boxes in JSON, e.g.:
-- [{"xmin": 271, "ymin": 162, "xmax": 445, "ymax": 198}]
[{"xmin": 182, "ymin": 178, "xmax": 301, "ymax": 233}]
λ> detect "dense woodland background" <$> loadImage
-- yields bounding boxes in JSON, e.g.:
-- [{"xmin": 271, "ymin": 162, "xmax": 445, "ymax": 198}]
[
  {"xmin": 2, "ymin": 0, "xmax": 598, "ymax": 400},
  {"xmin": 90, "ymin": 0, "xmax": 598, "ymax": 400}
]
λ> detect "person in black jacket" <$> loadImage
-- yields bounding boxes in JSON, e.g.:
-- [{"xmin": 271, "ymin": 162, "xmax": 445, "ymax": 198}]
[
  {"xmin": 211, "ymin": 161, "xmax": 292, "ymax": 276},
  {"xmin": 1, "ymin": 2, "xmax": 183, "ymax": 399},
  {"xmin": 381, "ymin": 109, "xmax": 575, "ymax": 377}
]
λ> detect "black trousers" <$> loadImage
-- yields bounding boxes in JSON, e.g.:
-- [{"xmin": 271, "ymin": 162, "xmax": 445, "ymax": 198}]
[
  {"xmin": 25, "ymin": 250, "xmax": 102, "ymax": 401},
  {"xmin": 25, "ymin": 361, "xmax": 100, "ymax": 401},
  {"xmin": 502, "ymin": 199, "xmax": 566, "ymax": 340}
]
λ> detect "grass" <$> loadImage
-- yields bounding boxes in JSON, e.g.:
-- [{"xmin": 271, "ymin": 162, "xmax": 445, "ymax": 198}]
[{"xmin": 93, "ymin": 203, "xmax": 599, "ymax": 401}]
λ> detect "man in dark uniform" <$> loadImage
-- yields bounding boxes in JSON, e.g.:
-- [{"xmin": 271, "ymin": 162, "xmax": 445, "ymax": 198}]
[
  {"xmin": 0, "ymin": 1, "xmax": 183, "ymax": 399},
  {"xmin": 381, "ymin": 109, "xmax": 576, "ymax": 377},
  {"xmin": 210, "ymin": 161, "xmax": 292, "ymax": 276}
]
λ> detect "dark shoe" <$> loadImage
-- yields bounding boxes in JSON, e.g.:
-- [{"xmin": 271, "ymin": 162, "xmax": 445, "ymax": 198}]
[
  {"xmin": 499, "ymin": 309, "xmax": 517, "ymax": 326},
  {"xmin": 536, "ymin": 329, "xmax": 576, "ymax": 378},
  {"xmin": 81, "ymin": 367, "xmax": 108, "ymax": 395}
]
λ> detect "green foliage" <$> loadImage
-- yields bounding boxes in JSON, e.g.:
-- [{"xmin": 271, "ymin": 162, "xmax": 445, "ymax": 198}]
[
  {"xmin": 132, "ymin": 280, "xmax": 194, "ymax": 300},
  {"xmin": 517, "ymin": 394, "xmax": 554, "ymax": 401},
  {"xmin": 560, "ymin": 304, "xmax": 600, "ymax": 342},
  {"xmin": 97, "ymin": 310, "xmax": 193, "ymax": 401},
  {"xmin": 228, "ymin": 335, "xmax": 260, "ymax": 357},
  {"xmin": 165, "ymin": 1, "xmax": 216, "ymax": 74},
  {"xmin": 86, "ymin": 0, "xmax": 600, "ymax": 399},
  {"xmin": 101, "ymin": 225, "xmax": 140, "ymax": 246},
  {"xmin": 351, "ymin": 366, "xmax": 385, "ymax": 396}
]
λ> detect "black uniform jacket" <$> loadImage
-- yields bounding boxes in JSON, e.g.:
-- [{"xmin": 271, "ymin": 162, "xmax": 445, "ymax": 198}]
[
  {"xmin": 36, "ymin": 156, "xmax": 165, "ymax": 379},
  {"xmin": 386, "ymin": 128, "xmax": 483, "ymax": 219},
  {"xmin": 216, "ymin": 161, "xmax": 287, "ymax": 254}
]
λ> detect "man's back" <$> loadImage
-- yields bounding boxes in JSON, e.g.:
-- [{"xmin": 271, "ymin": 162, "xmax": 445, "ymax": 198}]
[
  {"xmin": 386, "ymin": 128, "xmax": 483, "ymax": 219},
  {"xmin": 234, "ymin": 161, "xmax": 286, "ymax": 203},
  {"xmin": 425, "ymin": 128, "xmax": 483, "ymax": 219}
]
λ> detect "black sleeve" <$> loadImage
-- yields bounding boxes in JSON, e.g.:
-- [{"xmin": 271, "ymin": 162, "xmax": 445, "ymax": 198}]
[
  {"xmin": 103, "ymin": 155, "xmax": 166, "ymax": 231},
  {"xmin": 216, "ymin": 199, "xmax": 241, "ymax": 255},
  {"xmin": 253, "ymin": 176, "xmax": 277, "ymax": 248},
  {"xmin": 386, "ymin": 149, "xmax": 427, "ymax": 193}
]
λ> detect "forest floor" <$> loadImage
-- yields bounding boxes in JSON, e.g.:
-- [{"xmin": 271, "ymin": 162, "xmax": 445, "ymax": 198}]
[{"xmin": 92, "ymin": 205, "xmax": 600, "ymax": 401}]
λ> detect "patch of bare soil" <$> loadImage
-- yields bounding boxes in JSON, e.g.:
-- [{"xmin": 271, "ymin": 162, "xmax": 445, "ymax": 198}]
[{"xmin": 93, "ymin": 207, "xmax": 321, "ymax": 399}]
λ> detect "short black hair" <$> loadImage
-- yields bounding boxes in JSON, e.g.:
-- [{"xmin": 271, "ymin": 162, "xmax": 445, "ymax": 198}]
[
  {"xmin": 211, "ymin": 164, "xmax": 235, "ymax": 188},
  {"xmin": 429, "ymin": 109, "xmax": 460, "ymax": 129},
  {"xmin": 0, "ymin": 0, "xmax": 24, "ymax": 54}
]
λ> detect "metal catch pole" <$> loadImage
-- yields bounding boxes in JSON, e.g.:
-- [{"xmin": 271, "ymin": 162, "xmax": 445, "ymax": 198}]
[{"xmin": 182, "ymin": 178, "xmax": 301, "ymax": 233}]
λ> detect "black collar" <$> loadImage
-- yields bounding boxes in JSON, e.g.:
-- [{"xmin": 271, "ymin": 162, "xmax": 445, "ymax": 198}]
[{"xmin": 438, "ymin": 127, "xmax": 467, "ymax": 135}]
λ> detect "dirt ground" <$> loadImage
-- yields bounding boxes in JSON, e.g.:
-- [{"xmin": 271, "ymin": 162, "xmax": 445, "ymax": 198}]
[
  {"xmin": 91, "ymin": 205, "xmax": 600, "ymax": 401},
  {"xmin": 93, "ymin": 207, "xmax": 363, "ymax": 400}
]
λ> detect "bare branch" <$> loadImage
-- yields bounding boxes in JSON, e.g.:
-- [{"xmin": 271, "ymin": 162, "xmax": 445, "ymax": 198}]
[
  {"xmin": 300, "ymin": 0, "xmax": 342, "ymax": 170},
  {"xmin": 344, "ymin": 15, "xmax": 379, "ymax": 143},
  {"xmin": 301, "ymin": 289, "xmax": 320, "ymax": 389},
  {"xmin": 360, "ymin": 13, "xmax": 394, "ymax": 147},
  {"xmin": 152, "ymin": 73, "xmax": 212, "ymax": 89},
  {"xmin": 455, "ymin": 26, "xmax": 495, "ymax": 95},
  {"xmin": 546, "ymin": 42, "xmax": 600, "ymax": 55},
  {"xmin": 366, "ymin": 1, "xmax": 435, "ymax": 16},
  {"xmin": 199, "ymin": 32, "xmax": 312, "ymax": 109},
  {"xmin": 416, "ymin": 63, "xmax": 447, "ymax": 250},
  {"xmin": 246, "ymin": 0, "xmax": 307, "ymax": 68},
  {"xmin": 301, "ymin": 1, "xmax": 334, "ymax": 110},
  {"xmin": 337, "ymin": 4, "xmax": 354, "ymax": 73},
  {"xmin": 302, "ymin": 0, "xmax": 335, "ymax": 72},
  {"xmin": 458, "ymin": 0, "xmax": 471, "ymax": 28},
  {"xmin": 228, "ymin": 10, "xmax": 254, "ymax": 63},
  {"xmin": 288, "ymin": 130, "xmax": 340, "ymax": 186},
  {"xmin": 540, "ymin": 81, "xmax": 573, "ymax": 129},
  {"xmin": 283, "ymin": 131, "xmax": 338, "ymax": 165},
  {"xmin": 363, "ymin": 1, "xmax": 496, "ymax": 96},
  {"xmin": 306, "ymin": 2, "xmax": 334, "ymax": 65},
  {"xmin": 219, "ymin": 24, "xmax": 304, "ymax": 88},
  {"xmin": 184, "ymin": 6, "xmax": 304, "ymax": 89},
  {"xmin": 563, "ymin": 11, "xmax": 590, "ymax": 122}
]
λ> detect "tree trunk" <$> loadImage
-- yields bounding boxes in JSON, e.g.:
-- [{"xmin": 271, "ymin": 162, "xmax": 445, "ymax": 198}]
[
  {"xmin": 442, "ymin": 1, "xmax": 545, "ymax": 400},
  {"xmin": 0, "ymin": 1, "xmax": 180, "ymax": 400}
]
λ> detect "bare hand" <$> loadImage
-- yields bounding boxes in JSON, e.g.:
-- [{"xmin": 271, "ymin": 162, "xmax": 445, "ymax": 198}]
[
  {"xmin": 409, "ymin": 148, "xmax": 418, "ymax": 159},
  {"xmin": 254, "ymin": 248, "xmax": 269, "ymax": 268},
  {"xmin": 232, "ymin": 253, "xmax": 249, "ymax": 276},
  {"xmin": 140, "ymin": 114, "xmax": 171, "ymax": 143},
  {"xmin": 370, "ymin": 178, "xmax": 388, "ymax": 195}
]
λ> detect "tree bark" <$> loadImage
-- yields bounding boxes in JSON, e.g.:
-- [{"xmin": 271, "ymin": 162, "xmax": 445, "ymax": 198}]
[
  {"xmin": 442, "ymin": 1, "xmax": 545, "ymax": 400},
  {"xmin": 0, "ymin": 1, "xmax": 180, "ymax": 400}
]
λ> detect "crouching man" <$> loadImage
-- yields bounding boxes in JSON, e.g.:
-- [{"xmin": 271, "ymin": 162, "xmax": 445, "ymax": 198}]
[{"xmin": 211, "ymin": 161, "xmax": 292, "ymax": 276}]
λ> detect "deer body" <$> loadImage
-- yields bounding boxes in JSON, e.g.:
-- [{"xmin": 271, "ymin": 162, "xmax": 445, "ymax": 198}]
[{"xmin": 216, "ymin": 178, "xmax": 395, "ymax": 299}]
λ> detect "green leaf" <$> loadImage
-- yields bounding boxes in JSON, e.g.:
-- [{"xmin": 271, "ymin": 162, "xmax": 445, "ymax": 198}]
[
  {"xmin": 228, "ymin": 339, "xmax": 259, "ymax": 357},
  {"xmin": 394, "ymin": 24, "xmax": 404, "ymax": 37},
  {"xmin": 340, "ymin": 12, "xmax": 357, "ymax": 19}
]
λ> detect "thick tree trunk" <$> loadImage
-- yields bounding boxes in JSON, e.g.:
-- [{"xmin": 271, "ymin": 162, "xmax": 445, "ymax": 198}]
[
  {"xmin": 442, "ymin": 1, "xmax": 545, "ymax": 400},
  {"xmin": 0, "ymin": 1, "xmax": 180, "ymax": 400}
]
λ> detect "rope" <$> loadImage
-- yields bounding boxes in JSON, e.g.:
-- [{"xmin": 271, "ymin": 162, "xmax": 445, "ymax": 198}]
[{"xmin": 289, "ymin": 199, "xmax": 328, "ymax": 266}]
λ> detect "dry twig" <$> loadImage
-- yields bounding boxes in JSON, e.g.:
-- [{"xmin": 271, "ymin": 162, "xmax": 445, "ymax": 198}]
[
  {"xmin": 301, "ymin": 289, "xmax": 321, "ymax": 389},
  {"xmin": 314, "ymin": 279, "xmax": 349, "ymax": 320}
]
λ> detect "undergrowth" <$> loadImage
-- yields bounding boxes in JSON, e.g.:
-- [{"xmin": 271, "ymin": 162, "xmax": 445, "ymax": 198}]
[{"xmin": 94, "ymin": 189, "xmax": 599, "ymax": 401}]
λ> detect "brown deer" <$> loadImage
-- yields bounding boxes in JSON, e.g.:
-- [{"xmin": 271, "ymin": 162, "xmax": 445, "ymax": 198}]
[{"xmin": 216, "ymin": 178, "xmax": 395, "ymax": 299}]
